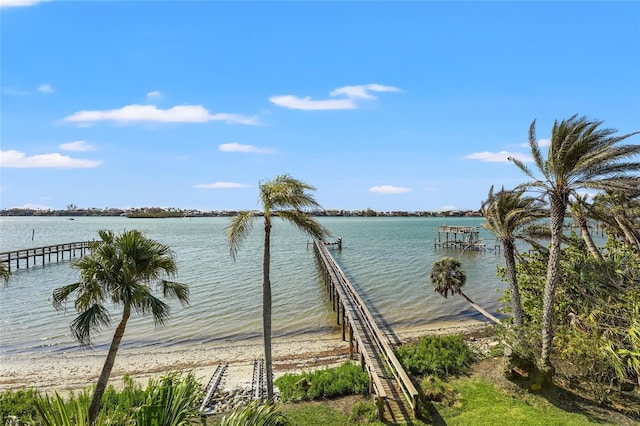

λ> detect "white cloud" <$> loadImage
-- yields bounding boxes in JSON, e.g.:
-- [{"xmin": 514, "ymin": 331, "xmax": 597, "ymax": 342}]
[
  {"xmin": 0, "ymin": 150, "xmax": 102, "ymax": 169},
  {"xmin": 38, "ymin": 84, "xmax": 53, "ymax": 93},
  {"xmin": 270, "ymin": 83, "xmax": 400, "ymax": 111},
  {"xmin": 60, "ymin": 140, "xmax": 95, "ymax": 152},
  {"xmin": 147, "ymin": 91, "xmax": 161, "ymax": 99},
  {"xmin": 465, "ymin": 151, "xmax": 533, "ymax": 163},
  {"xmin": 63, "ymin": 104, "xmax": 258, "ymax": 125},
  {"xmin": 0, "ymin": 0, "xmax": 48, "ymax": 7},
  {"xmin": 269, "ymin": 95, "xmax": 356, "ymax": 111},
  {"xmin": 329, "ymin": 84, "xmax": 401, "ymax": 100},
  {"xmin": 219, "ymin": 142, "xmax": 274, "ymax": 154},
  {"xmin": 195, "ymin": 182, "xmax": 250, "ymax": 189},
  {"xmin": 369, "ymin": 185, "xmax": 411, "ymax": 194}
]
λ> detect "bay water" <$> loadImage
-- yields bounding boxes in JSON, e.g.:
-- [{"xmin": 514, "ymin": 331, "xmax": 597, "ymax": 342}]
[{"xmin": 0, "ymin": 216, "xmax": 505, "ymax": 356}]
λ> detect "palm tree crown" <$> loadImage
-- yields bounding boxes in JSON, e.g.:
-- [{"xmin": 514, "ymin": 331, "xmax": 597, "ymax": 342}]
[{"xmin": 430, "ymin": 257, "xmax": 466, "ymax": 298}]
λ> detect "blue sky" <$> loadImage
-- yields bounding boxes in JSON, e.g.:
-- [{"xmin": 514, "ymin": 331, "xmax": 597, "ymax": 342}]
[{"xmin": 1, "ymin": 1, "xmax": 639, "ymax": 212}]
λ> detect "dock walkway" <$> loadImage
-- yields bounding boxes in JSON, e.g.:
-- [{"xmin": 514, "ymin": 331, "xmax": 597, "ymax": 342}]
[
  {"xmin": 0, "ymin": 241, "xmax": 92, "ymax": 272},
  {"xmin": 313, "ymin": 240, "xmax": 420, "ymax": 423}
]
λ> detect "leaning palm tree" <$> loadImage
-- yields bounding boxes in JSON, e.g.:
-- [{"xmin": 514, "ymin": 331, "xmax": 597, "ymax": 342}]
[
  {"xmin": 430, "ymin": 257, "xmax": 500, "ymax": 324},
  {"xmin": 227, "ymin": 174, "xmax": 329, "ymax": 400},
  {"xmin": 593, "ymin": 191, "xmax": 640, "ymax": 251},
  {"xmin": 509, "ymin": 114, "xmax": 640, "ymax": 381},
  {"xmin": 568, "ymin": 194, "xmax": 603, "ymax": 260},
  {"xmin": 52, "ymin": 229, "xmax": 190, "ymax": 424},
  {"xmin": 481, "ymin": 186, "xmax": 548, "ymax": 328}
]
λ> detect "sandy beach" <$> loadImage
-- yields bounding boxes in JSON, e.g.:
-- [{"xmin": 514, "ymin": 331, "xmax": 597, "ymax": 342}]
[{"xmin": 0, "ymin": 320, "xmax": 486, "ymax": 395}]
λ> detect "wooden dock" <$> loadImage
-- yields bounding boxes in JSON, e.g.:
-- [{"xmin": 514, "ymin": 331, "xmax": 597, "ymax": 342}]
[
  {"xmin": 0, "ymin": 241, "xmax": 92, "ymax": 272},
  {"xmin": 313, "ymin": 240, "xmax": 419, "ymax": 423}
]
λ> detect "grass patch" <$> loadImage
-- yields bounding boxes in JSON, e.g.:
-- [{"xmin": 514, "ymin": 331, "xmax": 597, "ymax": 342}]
[{"xmin": 434, "ymin": 377, "xmax": 620, "ymax": 426}]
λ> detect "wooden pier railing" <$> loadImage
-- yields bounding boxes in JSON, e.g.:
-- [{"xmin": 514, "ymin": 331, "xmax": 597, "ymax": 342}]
[
  {"xmin": 313, "ymin": 240, "xmax": 420, "ymax": 423},
  {"xmin": 0, "ymin": 241, "xmax": 92, "ymax": 272}
]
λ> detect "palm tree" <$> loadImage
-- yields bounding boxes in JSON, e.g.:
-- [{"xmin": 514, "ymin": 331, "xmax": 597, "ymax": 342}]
[
  {"xmin": 227, "ymin": 174, "xmax": 329, "ymax": 400},
  {"xmin": 509, "ymin": 114, "xmax": 640, "ymax": 380},
  {"xmin": 568, "ymin": 194, "xmax": 603, "ymax": 260},
  {"xmin": 52, "ymin": 229, "xmax": 189, "ymax": 424},
  {"xmin": 481, "ymin": 186, "xmax": 548, "ymax": 328},
  {"xmin": 429, "ymin": 257, "xmax": 500, "ymax": 324}
]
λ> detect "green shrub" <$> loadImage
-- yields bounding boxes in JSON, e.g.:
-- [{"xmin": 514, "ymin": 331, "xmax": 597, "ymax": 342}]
[
  {"xmin": 221, "ymin": 401, "xmax": 288, "ymax": 426},
  {"xmin": 275, "ymin": 362, "xmax": 370, "ymax": 402},
  {"xmin": 395, "ymin": 334, "xmax": 475, "ymax": 378},
  {"xmin": 0, "ymin": 388, "xmax": 39, "ymax": 423},
  {"xmin": 349, "ymin": 400, "xmax": 377, "ymax": 423}
]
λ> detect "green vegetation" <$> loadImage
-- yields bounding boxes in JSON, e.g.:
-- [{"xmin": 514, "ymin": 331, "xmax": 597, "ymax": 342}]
[
  {"xmin": 433, "ymin": 377, "xmax": 618, "ymax": 426},
  {"xmin": 3, "ymin": 372, "xmax": 202, "ymax": 425},
  {"xmin": 395, "ymin": 334, "xmax": 475, "ymax": 377},
  {"xmin": 274, "ymin": 361, "xmax": 370, "ymax": 402},
  {"xmin": 220, "ymin": 401, "xmax": 288, "ymax": 426}
]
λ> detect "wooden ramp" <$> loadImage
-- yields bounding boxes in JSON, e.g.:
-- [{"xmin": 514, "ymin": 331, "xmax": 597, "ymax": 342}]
[{"xmin": 313, "ymin": 240, "xmax": 419, "ymax": 423}]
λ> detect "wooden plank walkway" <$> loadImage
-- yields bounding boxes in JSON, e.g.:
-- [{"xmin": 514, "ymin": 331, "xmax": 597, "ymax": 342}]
[
  {"xmin": 0, "ymin": 241, "xmax": 92, "ymax": 272},
  {"xmin": 313, "ymin": 240, "xmax": 420, "ymax": 423}
]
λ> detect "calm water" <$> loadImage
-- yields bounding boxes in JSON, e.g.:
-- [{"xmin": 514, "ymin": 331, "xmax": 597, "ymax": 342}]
[{"xmin": 0, "ymin": 216, "xmax": 505, "ymax": 356}]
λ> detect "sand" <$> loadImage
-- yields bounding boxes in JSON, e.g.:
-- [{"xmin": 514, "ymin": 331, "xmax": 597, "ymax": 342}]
[{"xmin": 0, "ymin": 320, "xmax": 486, "ymax": 394}]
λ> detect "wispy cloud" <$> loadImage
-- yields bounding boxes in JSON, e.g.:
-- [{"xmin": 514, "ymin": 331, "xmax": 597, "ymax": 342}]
[
  {"xmin": 38, "ymin": 84, "xmax": 53, "ymax": 93},
  {"xmin": 0, "ymin": 150, "xmax": 102, "ymax": 169},
  {"xmin": 219, "ymin": 142, "xmax": 274, "ymax": 154},
  {"xmin": 270, "ymin": 83, "xmax": 401, "ymax": 111},
  {"xmin": 60, "ymin": 140, "xmax": 95, "ymax": 152},
  {"xmin": 194, "ymin": 182, "xmax": 250, "ymax": 189},
  {"xmin": 0, "ymin": 0, "xmax": 48, "ymax": 8},
  {"xmin": 147, "ymin": 91, "xmax": 161, "ymax": 99},
  {"xmin": 519, "ymin": 138, "xmax": 551, "ymax": 148},
  {"xmin": 465, "ymin": 151, "xmax": 533, "ymax": 163},
  {"xmin": 369, "ymin": 185, "xmax": 411, "ymax": 194},
  {"xmin": 63, "ymin": 104, "xmax": 258, "ymax": 126}
]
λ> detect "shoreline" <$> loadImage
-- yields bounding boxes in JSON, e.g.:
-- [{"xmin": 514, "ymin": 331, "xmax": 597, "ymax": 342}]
[{"xmin": 0, "ymin": 319, "xmax": 487, "ymax": 394}]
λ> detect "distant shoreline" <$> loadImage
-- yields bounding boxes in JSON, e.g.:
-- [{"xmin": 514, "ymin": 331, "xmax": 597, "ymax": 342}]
[{"xmin": 1, "ymin": 208, "xmax": 483, "ymax": 218}]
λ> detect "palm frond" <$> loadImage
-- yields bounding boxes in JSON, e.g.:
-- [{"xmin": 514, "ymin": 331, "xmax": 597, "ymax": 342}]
[
  {"xmin": 52, "ymin": 282, "xmax": 81, "ymax": 311},
  {"xmin": 70, "ymin": 304, "xmax": 111, "ymax": 346},
  {"xmin": 227, "ymin": 211, "xmax": 256, "ymax": 261},
  {"xmin": 275, "ymin": 210, "xmax": 330, "ymax": 241},
  {"xmin": 160, "ymin": 280, "xmax": 190, "ymax": 306}
]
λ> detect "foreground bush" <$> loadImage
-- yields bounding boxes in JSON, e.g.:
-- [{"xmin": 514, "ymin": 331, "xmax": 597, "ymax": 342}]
[
  {"xmin": 274, "ymin": 361, "xmax": 370, "ymax": 402},
  {"xmin": 395, "ymin": 334, "xmax": 475, "ymax": 377},
  {"xmin": 0, "ymin": 389, "xmax": 39, "ymax": 424},
  {"xmin": 220, "ymin": 401, "xmax": 288, "ymax": 426}
]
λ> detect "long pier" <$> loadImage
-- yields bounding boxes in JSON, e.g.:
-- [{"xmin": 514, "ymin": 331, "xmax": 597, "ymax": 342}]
[
  {"xmin": 0, "ymin": 242, "xmax": 92, "ymax": 272},
  {"xmin": 313, "ymin": 240, "xmax": 420, "ymax": 423}
]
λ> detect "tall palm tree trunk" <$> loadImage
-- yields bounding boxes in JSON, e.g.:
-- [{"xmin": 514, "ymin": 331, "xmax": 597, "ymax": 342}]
[
  {"xmin": 540, "ymin": 195, "xmax": 566, "ymax": 379},
  {"xmin": 262, "ymin": 219, "xmax": 274, "ymax": 401},
  {"xmin": 503, "ymin": 239, "xmax": 525, "ymax": 328},
  {"xmin": 458, "ymin": 292, "xmax": 500, "ymax": 324},
  {"xmin": 613, "ymin": 214, "xmax": 640, "ymax": 251},
  {"xmin": 577, "ymin": 218, "xmax": 603, "ymax": 260},
  {"xmin": 89, "ymin": 305, "xmax": 131, "ymax": 424}
]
